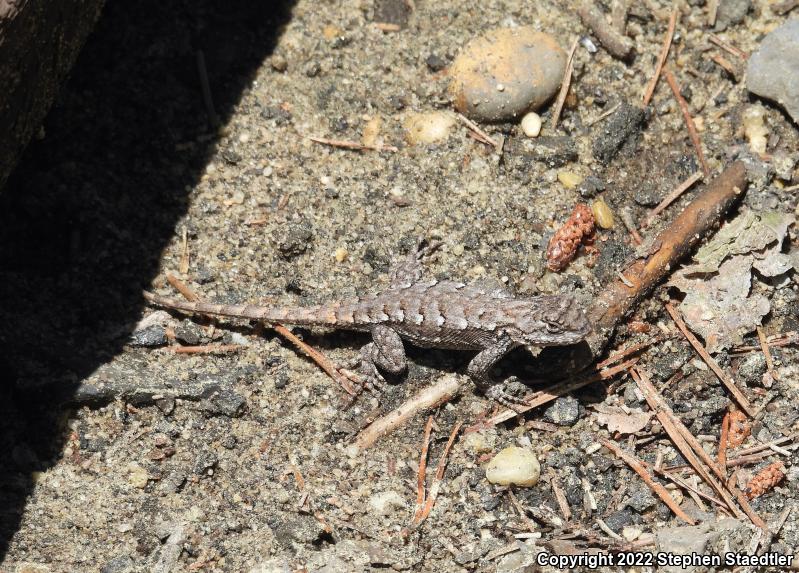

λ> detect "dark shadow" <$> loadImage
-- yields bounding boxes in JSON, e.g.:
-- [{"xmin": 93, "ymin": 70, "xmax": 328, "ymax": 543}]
[{"xmin": 0, "ymin": 0, "xmax": 294, "ymax": 557}]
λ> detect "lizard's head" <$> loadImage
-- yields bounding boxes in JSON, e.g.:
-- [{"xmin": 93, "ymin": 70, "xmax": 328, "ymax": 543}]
[{"xmin": 515, "ymin": 295, "xmax": 591, "ymax": 347}]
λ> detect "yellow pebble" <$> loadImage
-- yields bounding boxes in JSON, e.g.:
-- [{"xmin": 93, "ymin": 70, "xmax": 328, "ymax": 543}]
[
  {"xmin": 558, "ymin": 171, "xmax": 583, "ymax": 189},
  {"xmin": 334, "ymin": 248, "xmax": 348, "ymax": 262},
  {"xmin": 592, "ymin": 198, "xmax": 614, "ymax": 229}
]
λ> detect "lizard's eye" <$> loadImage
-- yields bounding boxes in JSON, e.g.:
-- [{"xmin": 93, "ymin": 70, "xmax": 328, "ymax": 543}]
[{"xmin": 545, "ymin": 321, "xmax": 561, "ymax": 333}]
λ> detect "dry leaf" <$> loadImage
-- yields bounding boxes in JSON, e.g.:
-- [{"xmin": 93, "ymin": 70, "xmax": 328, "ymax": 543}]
[{"xmin": 594, "ymin": 404, "xmax": 651, "ymax": 434}]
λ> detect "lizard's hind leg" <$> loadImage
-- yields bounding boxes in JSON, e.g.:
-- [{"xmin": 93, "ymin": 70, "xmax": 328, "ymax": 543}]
[{"xmin": 356, "ymin": 325, "xmax": 408, "ymax": 396}]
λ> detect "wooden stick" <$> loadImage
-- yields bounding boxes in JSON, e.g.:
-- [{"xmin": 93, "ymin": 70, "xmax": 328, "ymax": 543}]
[
  {"xmin": 642, "ymin": 171, "xmax": 703, "ymax": 228},
  {"xmin": 718, "ymin": 411, "xmax": 731, "ymax": 469},
  {"xmin": 352, "ymin": 375, "xmax": 461, "ymax": 451},
  {"xmin": 595, "ymin": 336, "xmax": 662, "ymax": 369},
  {"xmin": 551, "ymin": 37, "xmax": 580, "ymax": 130},
  {"xmin": 600, "ymin": 438, "xmax": 696, "ymax": 524},
  {"xmin": 307, "ymin": 135, "xmax": 398, "ymax": 152},
  {"xmin": 707, "ymin": 0, "xmax": 719, "ymax": 26},
  {"xmin": 273, "ymin": 324, "xmax": 357, "ymax": 396},
  {"xmin": 709, "ymin": 53, "xmax": 739, "ymax": 78},
  {"xmin": 757, "ymin": 326, "xmax": 779, "ymax": 382},
  {"xmin": 642, "ymin": 7, "xmax": 679, "ymax": 106},
  {"xmin": 571, "ymin": 162, "xmax": 747, "ymax": 368},
  {"xmin": 169, "ymin": 344, "xmax": 241, "ymax": 354},
  {"xmin": 166, "ymin": 273, "xmax": 200, "ymax": 302},
  {"xmin": 709, "ymin": 34, "xmax": 748, "ymax": 60},
  {"xmin": 665, "ymin": 303, "xmax": 754, "ymax": 417},
  {"xmin": 630, "ymin": 368, "xmax": 747, "ymax": 521},
  {"xmin": 456, "ymin": 113, "xmax": 499, "ymax": 148},
  {"xmin": 577, "ymin": 0, "xmax": 634, "ymax": 59},
  {"xmin": 664, "ymin": 69, "xmax": 709, "ymax": 177}
]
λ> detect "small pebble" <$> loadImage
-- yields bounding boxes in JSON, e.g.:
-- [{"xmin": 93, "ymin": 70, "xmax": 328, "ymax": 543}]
[
  {"xmin": 463, "ymin": 431, "xmax": 495, "ymax": 454},
  {"xmin": 368, "ymin": 491, "xmax": 406, "ymax": 515},
  {"xmin": 484, "ymin": 446, "xmax": 540, "ymax": 487},
  {"xmin": 334, "ymin": 247, "xmax": 348, "ymax": 262},
  {"xmin": 591, "ymin": 198, "xmax": 615, "ymax": 229},
  {"xmin": 127, "ymin": 463, "xmax": 149, "ymax": 489},
  {"xmin": 361, "ymin": 116, "xmax": 382, "ymax": 148},
  {"xmin": 449, "ymin": 27, "xmax": 566, "ymax": 122},
  {"xmin": 520, "ymin": 112, "xmax": 542, "ymax": 137},
  {"xmin": 557, "ymin": 171, "xmax": 583, "ymax": 189},
  {"xmin": 403, "ymin": 111, "xmax": 456, "ymax": 145},
  {"xmin": 742, "ymin": 105, "xmax": 768, "ymax": 154}
]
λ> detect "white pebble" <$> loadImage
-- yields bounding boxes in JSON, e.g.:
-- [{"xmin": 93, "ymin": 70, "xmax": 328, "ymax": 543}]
[
  {"xmin": 520, "ymin": 112, "xmax": 542, "ymax": 137},
  {"xmin": 485, "ymin": 446, "xmax": 540, "ymax": 487}
]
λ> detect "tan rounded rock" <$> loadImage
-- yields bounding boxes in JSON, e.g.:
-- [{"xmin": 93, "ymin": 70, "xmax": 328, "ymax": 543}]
[
  {"xmin": 485, "ymin": 446, "xmax": 540, "ymax": 487},
  {"xmin": 449, "ymin": 27, "xmax": 566, "ymax": 122}
]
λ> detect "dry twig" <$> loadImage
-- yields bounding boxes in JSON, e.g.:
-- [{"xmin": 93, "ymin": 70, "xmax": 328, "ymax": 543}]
[
  {"xmin": 307, "ymin": 135, "xmax": 398, "ymax": 152},
  {"xmin": 577, "ymin": 0, "xmax": 633, "ymax": 59},
  {"xmin": 642, "ymin": 171, "xmax": 703, "ymax": 228},
  {"xmin": 403, "ymin": 417, "xmax": 463, "ymax": 535},
  {"xmin": 600, "ymin": 438, "xmax": 696, "ymax": 524},
  {"xmin": 709, "ymin": 34, "xmax": 748, "ymax": 60},
  {"xmin": 642, "ymin": 7, "xmax": 679, "ymax": 106},
  {"xmin": 550, "ymin": 37, "xmax": 580, "ymax": 129},
  {"xmin": 169, "ymin": 344, "xmax": 241, "ymax": 355},
  {"xmin": 757, "ymin": 327, "xmax": 779, "ymax": 382},
  {"xmin": 664, "ymin": 69, "xmax": 709, "ymax": 177},
  {"xmin": 665, "ymin": 303, "xmax": 754, "ymax": 416},
  {"xmin": 572, "ymin": 162, "xmax": 746, "ymax": 367},
  {"xmin": 352, "ymin": 375, "xmax": 461, "ymax": 451},
  {"xmin": 456, "ymin": 113, "xmax": 499, "ymax": 148}
]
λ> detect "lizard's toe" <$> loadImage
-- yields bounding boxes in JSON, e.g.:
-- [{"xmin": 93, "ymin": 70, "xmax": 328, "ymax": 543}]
[{"xmin": 485, "ymin": 381, "xmax": 531, "ymax": 411}]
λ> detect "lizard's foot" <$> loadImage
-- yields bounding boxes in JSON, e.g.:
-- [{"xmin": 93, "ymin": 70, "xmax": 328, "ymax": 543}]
[{"xmin": 484, "ymin": 378, "xmax": 531, "ymax": 411}]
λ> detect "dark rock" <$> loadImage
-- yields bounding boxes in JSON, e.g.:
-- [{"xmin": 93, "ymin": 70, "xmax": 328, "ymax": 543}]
[
  {"xmin": 277, "ymin": 220, "xmax": 314, "ymax": 259},
  {"xmin": 603, "ymin": 509, "xmax": 635, "ymax": 532},
  {"xmin": 129, "ymin": 325, "xmax": 167, "ymax": 347},
  {"xmin": 625, "ymin": 487, "xmax": 656, "ymax": 512},
  {"xmin": 193, "ymin": 451, "xmax": 218, "ymax": 475},
  {"xmin": 737, "ymin": 353, "xmax": 767, "ymax": 384},
  {"xmin": 199, "ymin": 388, "xmax": 246, "ymax": 418},
  {"xmin": 592, "ymin": 102, "xmax": 647, "ymax": 163},
  {"xmin": 505, "ymin": 136, "xmax": 578, "ymax": 169},
  {"xmin": 425, "ymin": 54, "xmax": 447, "ymax": 72},
  {"xmin": 543, "ymin": 396, "xmax": 582, "ymax": 426},
  {"xmin": 577, "ymin": 175, "xmax": 606, "ymax": 198},
  {"xmin": 174, "ymin": 319, "xmax": 202, "ymax": 345},
  {"xmin": 373, "ymin": 0, "xmax": 411, "ymax": 28}
]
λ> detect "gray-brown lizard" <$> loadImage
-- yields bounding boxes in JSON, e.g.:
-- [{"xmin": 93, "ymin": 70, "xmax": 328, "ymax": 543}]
[{"xmin": 143, "ymin": 243, "xmax": 591, "ymax": 406}]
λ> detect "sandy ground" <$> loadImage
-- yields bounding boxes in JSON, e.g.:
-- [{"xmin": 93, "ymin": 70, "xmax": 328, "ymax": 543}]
[{"xmin": 1, "ymin": 1, "xmax": 798, "ymax": 571}]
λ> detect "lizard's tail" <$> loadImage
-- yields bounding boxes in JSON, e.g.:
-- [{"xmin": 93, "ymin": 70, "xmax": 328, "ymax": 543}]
[{"xmin": 142, "ymin": 291, "xmax": 326, "ymax": 325}]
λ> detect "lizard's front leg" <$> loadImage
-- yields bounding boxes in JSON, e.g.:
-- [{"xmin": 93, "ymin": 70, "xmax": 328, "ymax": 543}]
[
  {"xmin": 354, "ymin": 324, "xmax": 407, "ymax": 396},
  {"xmin": 468, "ymin": 336, "xmax": 528, "ymax": 408}
]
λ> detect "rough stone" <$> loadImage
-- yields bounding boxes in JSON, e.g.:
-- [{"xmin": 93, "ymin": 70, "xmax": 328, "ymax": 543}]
[{"xmin": 747, "ymin": 20, "xmax": 799, "ymax": 124}]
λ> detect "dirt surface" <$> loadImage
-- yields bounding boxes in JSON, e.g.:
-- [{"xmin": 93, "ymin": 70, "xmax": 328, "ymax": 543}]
[{"xmin": 1, "ymin": 1, "xmax": 799, "ymax": 572}]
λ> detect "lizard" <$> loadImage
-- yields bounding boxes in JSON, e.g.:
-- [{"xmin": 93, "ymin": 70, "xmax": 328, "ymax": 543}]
[{"xmin": 143, "ymin": 241, "xmax": 591, "ymax": 406}]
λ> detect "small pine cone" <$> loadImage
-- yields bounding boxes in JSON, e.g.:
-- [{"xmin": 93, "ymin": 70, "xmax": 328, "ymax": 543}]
[
  {"xmin": 546, "ymin": 204, "xmax": 596, "ymax": 272},
  {"xmin": 727, "ymin": 410, "xmax": 751, "ymax": 448},
  {"xmin": 745, "ymin": 462, "xmax": 785, "ymax": 500}
]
